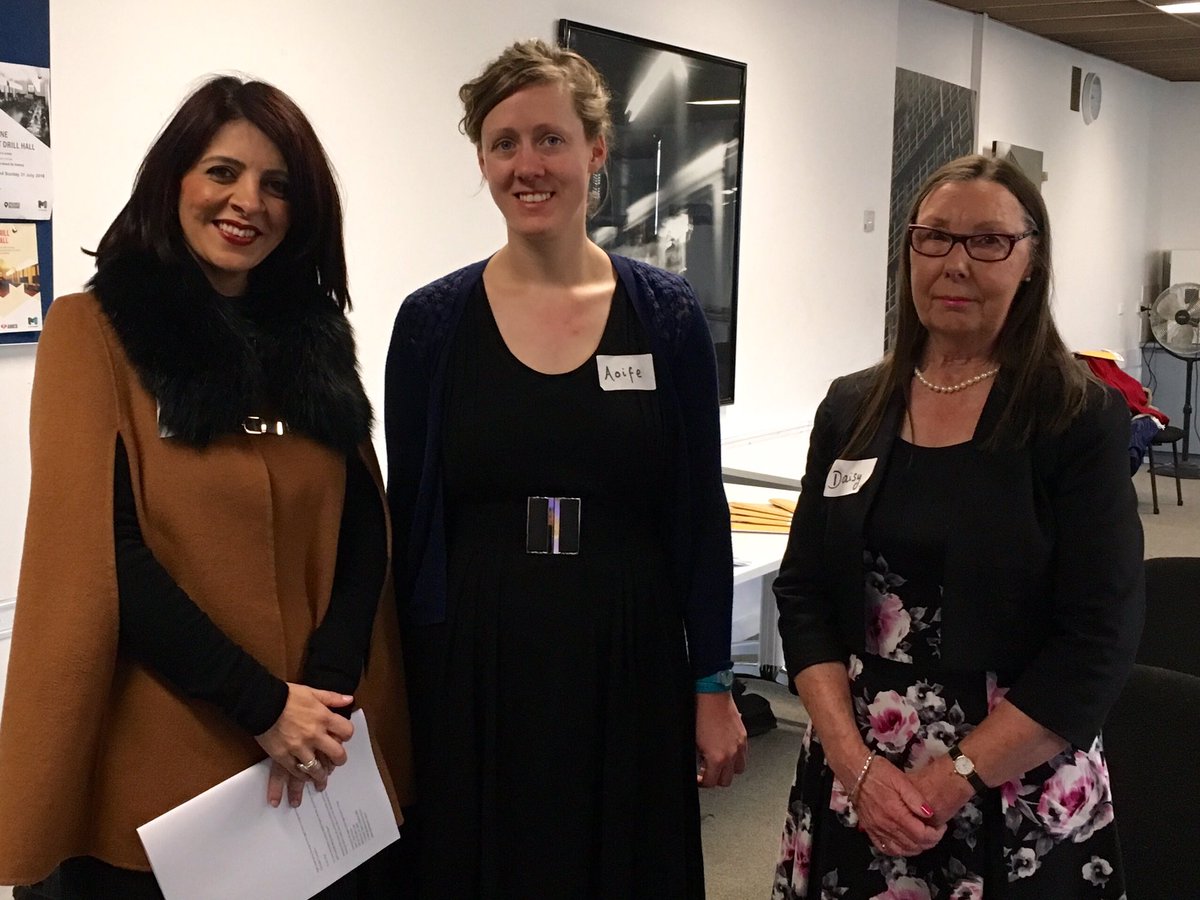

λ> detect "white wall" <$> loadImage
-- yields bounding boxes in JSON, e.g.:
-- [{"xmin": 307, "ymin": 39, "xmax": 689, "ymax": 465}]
[
  {"xmin": 0, "ymin": 0, "xmax": 1192, "ymax": 672},
  {"xmin": 897, "ymin": 2, "xmax": 1166, "ymax": 366},
  {"xmin": 1151, "ymin": 82, "xmax": 1200, "ymax": 252},
  {"xmin": 716, "ymin": 1, "xmax": 899, "ymax": 443},
  {"xmin": 897, "ymin": 0, "xmax": 976, "ymax": 88},
  {"xmin": 975, "ymin": 18, "xmax": 1163, "ymax": 363}
]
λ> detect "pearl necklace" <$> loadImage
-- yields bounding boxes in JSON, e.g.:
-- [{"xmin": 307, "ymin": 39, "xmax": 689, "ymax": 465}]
[{"xmin": 913, "ymin": 365, "xmax": 1000, "ymax": 394}]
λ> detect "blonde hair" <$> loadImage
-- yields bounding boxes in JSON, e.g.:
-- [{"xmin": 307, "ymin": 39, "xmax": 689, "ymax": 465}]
[{"xmin": 459, "ymin": 39, "xmax": 612, "ymax": 146}]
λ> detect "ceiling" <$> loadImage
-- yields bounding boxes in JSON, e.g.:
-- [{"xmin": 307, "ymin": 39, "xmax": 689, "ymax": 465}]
[{"xmin": 932, "ymin": 0, "xmax": 1200, "ymax": 81}]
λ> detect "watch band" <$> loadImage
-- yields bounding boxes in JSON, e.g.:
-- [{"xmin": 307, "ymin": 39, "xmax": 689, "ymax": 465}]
[
  {"xmin": 947, "ymin": 744, "xmax": 988, "ymax": 795},
  {"xmin": 694, "ymin": 668, "xmax": 734, "ymax": 693}
]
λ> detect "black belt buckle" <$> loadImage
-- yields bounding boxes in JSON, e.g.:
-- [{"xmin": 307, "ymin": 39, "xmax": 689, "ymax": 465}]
[{"xmin": 526, "ymin": 497, "xmax": 581, "ymax": 555}]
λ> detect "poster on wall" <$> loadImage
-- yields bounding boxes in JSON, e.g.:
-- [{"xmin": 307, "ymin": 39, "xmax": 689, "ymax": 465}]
[
  {"xmin": 2, "ymin": 0, "xmax": 53, "ymax": 347},
  {"xmin": 559, "ymin": 20, "xmax": 747, "ymax": 404},
  {"xmin": 0, "ymin": 60, "xmax": 51, "ymax": 221},
  {"xmin": 0, "ymin": 222, "xmax": 42, "ymax": 333}
]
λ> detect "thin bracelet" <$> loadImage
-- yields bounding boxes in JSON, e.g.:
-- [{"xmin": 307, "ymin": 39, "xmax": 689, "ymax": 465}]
[{"xmin": 848, "ymin": 750, "xmax": 877, "ymax": 805}]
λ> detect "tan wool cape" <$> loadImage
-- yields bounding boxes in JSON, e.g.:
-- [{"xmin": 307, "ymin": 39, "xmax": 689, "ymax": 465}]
[{"xmin": 0, "ymin": 293, "xmax": 413, "ymax": 883}]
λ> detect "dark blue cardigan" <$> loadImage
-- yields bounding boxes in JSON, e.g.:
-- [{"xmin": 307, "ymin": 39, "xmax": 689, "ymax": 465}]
[{"xmin": 384, "ymin": 254, "xmax": 733, "ymax": 678}]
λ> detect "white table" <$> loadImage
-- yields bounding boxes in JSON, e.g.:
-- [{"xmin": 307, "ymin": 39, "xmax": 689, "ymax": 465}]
[{"xmin": 725, "ymin": 483, "xmax": 794, "ymax": 681}]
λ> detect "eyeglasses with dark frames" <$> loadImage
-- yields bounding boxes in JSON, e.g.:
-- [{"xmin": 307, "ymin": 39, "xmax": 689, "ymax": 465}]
[{"xmin": 907, "ymin": 224, "xmax": 1039, "ymax": 262}]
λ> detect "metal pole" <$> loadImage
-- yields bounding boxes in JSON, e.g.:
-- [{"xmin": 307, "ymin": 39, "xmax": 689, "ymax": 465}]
[{"xmin": 1184, "ymin": 358, "xmax": 1194, "ymax": 461}]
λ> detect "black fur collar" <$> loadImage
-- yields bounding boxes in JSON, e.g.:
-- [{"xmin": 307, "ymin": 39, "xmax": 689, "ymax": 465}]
[{"xmin": 92, "ymin": 253, "xmax": 372, "ymax": 452}]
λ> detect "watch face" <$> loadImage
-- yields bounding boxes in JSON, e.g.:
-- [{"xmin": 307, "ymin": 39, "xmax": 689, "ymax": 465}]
[{"xmin": 954, "ymin": 756, "xmax": 974, "ymax": 776}]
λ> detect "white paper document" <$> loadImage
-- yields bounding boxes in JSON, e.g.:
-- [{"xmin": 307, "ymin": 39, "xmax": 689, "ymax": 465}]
[{"xmin": 137, "ymin": 710, "xmax": 398, "ymax": 900}]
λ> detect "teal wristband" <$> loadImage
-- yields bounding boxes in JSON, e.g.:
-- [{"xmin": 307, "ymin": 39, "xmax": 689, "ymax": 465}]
[{"xmin": 694, "ymin": 668, "xmax": 734, "ymax": 693}]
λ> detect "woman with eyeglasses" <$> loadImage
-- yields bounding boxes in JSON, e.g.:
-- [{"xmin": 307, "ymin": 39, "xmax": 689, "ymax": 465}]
[{"xmin": 770, "ymin": 155, "xmax": 1142, "ymax": 899}]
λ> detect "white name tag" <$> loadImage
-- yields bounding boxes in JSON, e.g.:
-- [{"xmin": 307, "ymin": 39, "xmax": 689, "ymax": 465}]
[
  {"xmin": 823, "ymin": 458, "xmax": 877, "ymax": 497},
  {"xmin": 596, "ymin": 354, "xmax": 656, "ymax": 391}
]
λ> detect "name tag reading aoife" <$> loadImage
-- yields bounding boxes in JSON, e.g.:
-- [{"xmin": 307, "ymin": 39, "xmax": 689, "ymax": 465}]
[{"xmin": 596, "ymin": 354, "xmax": 656, "ymax": 391}]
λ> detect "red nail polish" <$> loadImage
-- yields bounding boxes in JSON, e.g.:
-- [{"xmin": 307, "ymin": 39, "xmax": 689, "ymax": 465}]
[{"xmin": 920, "ymin": 804, "xmax": 934, "ymax": 817}]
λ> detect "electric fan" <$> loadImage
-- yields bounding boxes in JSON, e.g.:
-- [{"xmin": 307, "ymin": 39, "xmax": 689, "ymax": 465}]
[{"xmin": 1148, "ymin": 282, "xmax": 1200, "ymax": 477}]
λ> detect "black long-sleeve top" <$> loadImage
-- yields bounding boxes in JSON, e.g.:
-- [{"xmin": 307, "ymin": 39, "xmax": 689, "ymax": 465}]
[
  {"xmin": 774, "ymin": 369, "xmax": 1145, "ymax": 749},
  {"xmin": 113, "ymin": 436, "xmax": 386, "ymax": 736}
]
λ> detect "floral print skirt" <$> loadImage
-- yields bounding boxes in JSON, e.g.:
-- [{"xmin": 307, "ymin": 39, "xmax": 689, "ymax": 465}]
[{"xmin": 771, "ymin": 655, "xmax": 1126, "ymax": 899}]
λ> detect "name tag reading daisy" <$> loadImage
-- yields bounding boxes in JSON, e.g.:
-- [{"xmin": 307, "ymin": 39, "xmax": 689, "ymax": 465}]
[
  {"xmin": 596, "ymin": 354, "xmax": 656, "ymax": 391},
  {"xmin": 824, "ymin": 458, "xmax": 877, "ymax": 497}
]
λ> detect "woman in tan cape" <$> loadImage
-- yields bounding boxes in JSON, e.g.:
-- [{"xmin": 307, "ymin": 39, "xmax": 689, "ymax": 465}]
[{"xmin": 0, "ymin": 76, "xmax": 411, "ymax": 898}]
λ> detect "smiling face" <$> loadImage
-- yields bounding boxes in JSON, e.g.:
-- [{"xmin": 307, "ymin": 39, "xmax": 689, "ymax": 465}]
[
  {"xmin": 909, "ymin": 179, "xmax": 1036, "ymax": 354},
  {"xmin": 178, "ymin": 119, "xmax": 290, "ymax": 296},
  {"xmin": 476, "ymin": 81, "xmax": 605, "ymax": 243}
]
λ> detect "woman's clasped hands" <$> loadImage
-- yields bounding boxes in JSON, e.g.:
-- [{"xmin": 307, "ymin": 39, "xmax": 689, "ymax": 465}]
[
  {"xmin": 254, "ymin": 682, "xmax": 356, "ymax": 808},
  {"xmin": 850, "ymin": 753, "xmax": 949, "ymax": 858}
]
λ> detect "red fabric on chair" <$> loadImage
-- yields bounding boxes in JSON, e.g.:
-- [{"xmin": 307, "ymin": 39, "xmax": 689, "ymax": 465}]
[{"xmin": 1080, "ymin": 356, "xmax": 1169, "ymax": 423}]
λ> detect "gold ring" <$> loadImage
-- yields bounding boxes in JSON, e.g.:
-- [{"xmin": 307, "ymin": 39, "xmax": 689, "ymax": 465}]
[{"xmin": 297, "ymin": 758, "xmax": 319, "ymax": 773}]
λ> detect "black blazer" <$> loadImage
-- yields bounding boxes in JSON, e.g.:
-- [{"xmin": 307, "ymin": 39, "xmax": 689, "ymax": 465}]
[{"xmin": 775, "ymin": 368, "xmax": 1145, "ymax": 749}]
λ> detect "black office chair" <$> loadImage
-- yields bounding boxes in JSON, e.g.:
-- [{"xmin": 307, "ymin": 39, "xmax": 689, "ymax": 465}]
[
  {"xmin": 1103, "ymin": 664, "xmax": 1200, "ymax": 899},
  {"xmin": 1147, "ymin": 425, "xmax": 1184, "ymax": 514},
  {"xmin": 1140, "ymin": 557, "xmax": 1200, "ymax": 677}
]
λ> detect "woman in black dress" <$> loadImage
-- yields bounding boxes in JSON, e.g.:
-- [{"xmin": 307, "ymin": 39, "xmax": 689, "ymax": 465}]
[
  {"xmin": 385, "ymin": 39, "xmax": 747, "ymax": 898},
  {"xmin": 771, "ymin": 155, "xmax": 1143, "ymax": 898}
]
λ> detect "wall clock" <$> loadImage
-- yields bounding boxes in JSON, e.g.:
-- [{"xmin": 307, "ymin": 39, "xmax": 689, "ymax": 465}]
[{"xmin": 1082, "ymin": 71, "xmax": 1102, "ymax": 124}]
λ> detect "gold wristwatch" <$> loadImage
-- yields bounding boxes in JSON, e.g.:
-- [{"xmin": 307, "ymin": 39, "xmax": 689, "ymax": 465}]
[{"xmin": 947, "ymin": 744, "xmax": 988, "ymax": 794}]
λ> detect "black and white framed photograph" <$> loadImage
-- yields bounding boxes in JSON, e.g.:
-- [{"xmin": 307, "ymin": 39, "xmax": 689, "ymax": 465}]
[{"xmin": 559, "ymin": 20, "xmax": 747, "ymax": 403}]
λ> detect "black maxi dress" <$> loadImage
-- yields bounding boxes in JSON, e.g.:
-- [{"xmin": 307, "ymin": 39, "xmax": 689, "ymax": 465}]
[
  {"xmin": 405, "ymin": 280, "xmax": 705, "ymax": 899},
  {"xmin": 772, "ymin": 439, "xmax": 1125, "ymax": 900}
]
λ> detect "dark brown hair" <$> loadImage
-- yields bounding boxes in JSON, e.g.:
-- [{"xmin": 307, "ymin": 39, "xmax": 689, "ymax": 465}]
[
  {"xmin": 458, "ymin": 39, "xmax": 612, "ymax": 147},
  {"xmin": 845, "ymin": 153, "xmax": 1091, "ymax": 454},
  {"xmin": 93, "ymin": 75, "xmax": 350, "ymax": 309}
]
